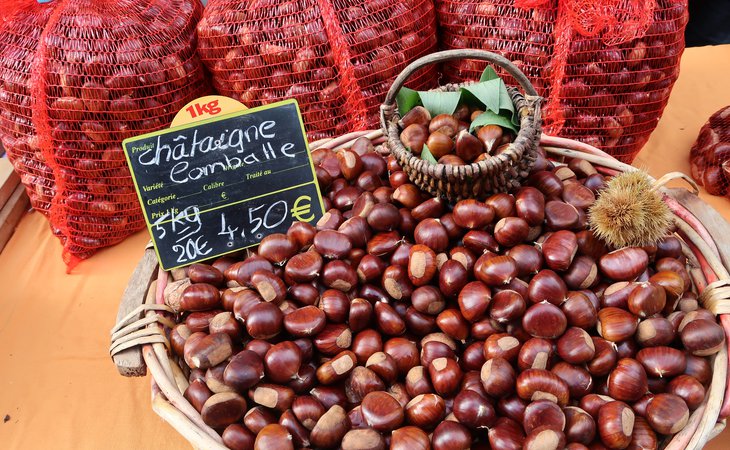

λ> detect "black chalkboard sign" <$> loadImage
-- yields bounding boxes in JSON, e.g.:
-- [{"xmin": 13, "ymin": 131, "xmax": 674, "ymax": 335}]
[{"xmin": 122, "ymin": 99, "xmax": 325, "ymax": 270}]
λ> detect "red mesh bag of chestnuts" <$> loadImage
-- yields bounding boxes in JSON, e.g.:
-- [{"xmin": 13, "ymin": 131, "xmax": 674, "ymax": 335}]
[
  {"xmin": 689, "ymin": 105, "xmax": 730, "ymax": 197},
  {"xmin": 196, "ymin": 0, "xmax": 439, "ymax": 141},
  {"xmin": 0, "ymin": 0, "xmax": 210, "ymax": 270},
  {"xmin": 437, "ymin": 0, "xmax": 688, "ymax": 163}
]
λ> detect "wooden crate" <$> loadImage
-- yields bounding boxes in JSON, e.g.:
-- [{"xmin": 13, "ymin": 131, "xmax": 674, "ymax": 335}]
[{"xmin": 0, "ymin": 157, "xmax": 29, "ymax": 252}]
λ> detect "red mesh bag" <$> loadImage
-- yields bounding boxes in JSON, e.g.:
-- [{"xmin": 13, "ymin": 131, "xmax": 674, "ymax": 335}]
[
  {"xmin": 196, "ymin": 0, "xmax": 438, "ymax": 141},
  {"xmin": 437, "ymin": 0, "xmax": 688, "ymax": 163},
  {"xmin": 0, "ymin": 0, "xmax": 210, "ymax": 269},
  {"xmin": 689, "ymin": 106, "xmax": 730, "ymax": 197}
]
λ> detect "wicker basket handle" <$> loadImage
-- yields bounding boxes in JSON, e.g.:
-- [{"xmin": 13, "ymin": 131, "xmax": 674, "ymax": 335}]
[{"xmin": 380, "ymin": 49, "xmax": 539, "ymax": 129}]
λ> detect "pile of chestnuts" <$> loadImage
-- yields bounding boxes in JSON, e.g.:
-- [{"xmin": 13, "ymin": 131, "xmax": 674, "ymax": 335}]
[
  {"xmin": 399, "ymin": 105, "xmax": 515, "ymax": 164},
  {"xmin": 197, "ymin": 0, "xmax": 438, "ymax": 140},
  {"xmin": 167, "ymin": 135, "xmax": 724, "ymax": 450},
  {"xmin": 436, "ymin": 0, "xmax": 687, "ymax": 163},
  {"xmin": 689, "ymin": 105, "xmax": 730, "ymax": 197}
]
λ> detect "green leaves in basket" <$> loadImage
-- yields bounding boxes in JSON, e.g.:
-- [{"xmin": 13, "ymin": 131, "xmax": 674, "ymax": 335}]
[
  {"xmin": 396, "ymin": 87, "xmax": 421, "ymax": 116},
  {"xmin": 419, "ymin": 91, "xmax": 462, "ymax": 117},
  {"xmin": 479, "ymin": 66, "xmax": 499, "ymax": 82},
  {"xmin": 395, "ymin": 65, "xmax": 518, "ymax": 127},
  {"xmin": 470, "ymin": 110, "xmax": 518, "ymax": 134},
  {"xmin": 420, "ymin": 144, "xmax": 438, "ymax": 165}
]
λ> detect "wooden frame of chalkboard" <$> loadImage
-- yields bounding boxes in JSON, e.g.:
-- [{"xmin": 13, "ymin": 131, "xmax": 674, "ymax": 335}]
[{"xmin": 122, "ymin": 99, "xmax": 325, "ymax": 270}]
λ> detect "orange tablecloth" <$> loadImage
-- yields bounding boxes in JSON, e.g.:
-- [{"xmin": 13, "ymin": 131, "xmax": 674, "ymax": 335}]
[{"xmin": 1, "ymin": 44, "xmax": 730, "ymax": 449}]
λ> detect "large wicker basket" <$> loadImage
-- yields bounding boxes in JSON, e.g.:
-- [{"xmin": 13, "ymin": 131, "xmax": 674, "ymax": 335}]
[
  {"xmin": 380, "ymin": 49, "xmax": 542, "ymax": 202},
  {"xmin": 111, "ymin": 131, "xmax": 730, "ymax": 450}
]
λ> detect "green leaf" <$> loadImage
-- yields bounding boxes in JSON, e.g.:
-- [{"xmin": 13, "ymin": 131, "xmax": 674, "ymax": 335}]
[
  {"xmin": 498, "ymin": 80, "xmax": 514, "ymax": 116},
  {"xmin": 396, "ymin": 86, "xmax": 421, "ymax": 116},
  {"xmin": 421, "ymin": 144, "xmax": 438, "ymax": 165},
  {"xmin": 419, "ymin": 91, "xmax": 461, "ymax": 116},
  {"xmin": 469, "ymin": 110, "xmax": 518, "ymax": 134},
  {"xmin": 480, "ymin": 66, "xmax": 499, "ymax": 82},
  {"xmin": 463, "ymin": 79, "xmax": 502, "ymax": 114}
]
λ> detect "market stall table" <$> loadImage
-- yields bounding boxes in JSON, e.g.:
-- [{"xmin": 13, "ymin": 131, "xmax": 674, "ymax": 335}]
[{"xmin": 1, "ymin": 44, "xmax": 729, "ymax": 449}]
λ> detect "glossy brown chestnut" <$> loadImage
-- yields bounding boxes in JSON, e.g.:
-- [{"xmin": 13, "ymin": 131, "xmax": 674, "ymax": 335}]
[
  {"xmin": 564, "ymin": 406, "xmax": 597, "ymax": 445},
  {"xmin": 645, "ymin": 393, "xmax": 689, "ymax": 435},
  {"xmin": 607, "ymin": 358, "xmax": 648, "ymax": 402},
  {"xmin": 636, "ymin": 346, "xmax": 686, "ymax": 378},
  {"xmin": 452, "ymin": 389, "xmax": 496, "ymax": 429},
  {"xmin": 292, "ymin": 396, "xmax": 326, "ymax": 430},
  {"xmin": 597, "ymin": 307, "xmax": 638, "ymax": 342},
  {"xmin": 474, "ymin": 254, "xmax": 518, "ymax": 286},
  {"xmin": 516, "ymin": 368, "xmax": 570, "ymax": 406},
  {"xmin": 522, "ymin": 302, "xmax": 568, "ymax": 339},
  {"xmin": 432, "ymin": 420, "xmax": 472, "ymax": 450},
  {"xmin": 524, "ymin": 399, "xmax": 566, "ymax": 433},
  {"xmin": 597, "ymin": 401, "xmax": 634, "ymax": 449},
  {"xmin": 405, "ymin": 393, "xmax": 446, "ymax": 429},
  {"xmin": 390, "ymin": 426, "xmax": 431, "ymax": 450},
  {"xmin": 542, "ymin": 230, "xmax": 579, "ymax": 272},
  {"xmin": 524, "ymin": 427, "xmax": 566, "ymax": 450},
  {"xmin": 439, "ymin": 259, "xmax": 469, "ymax": 298},
  {"xmin": 360, "ymin": 391, "xmax": 404, "ymax": 432},
  {"xmin": 598, "ymin": 248, "xmax": 649, "ymax": 281},
  {"xmin": 667, "ymin": 374, "xmax": 706, "ymax": 410},
  {"xmin": 494, "ymin": 217, "xmax": 530, "ymax": 248},
  {"xmin": 635, "ymin": 317, "xmax": 675, "ymax": 347},
  {"xmin": 681, "ymin": 318, "xmax": 725, "ymax": 356},
  {"xmin": 528, "ymin": 269, "xmax": 568, "ymax": 305},
  {"xmin": 253, "ymin": 423, "xmax": 294, "ymax": 450},
  {"xmin": 557, "ymin": 327, "xmax": 596, "ymax": 364},
  {"xmin": 341, "ymin": 428, "xmax": 386, "ymax": 450},
  {"xmin": 309, "ymin": 405, "xmax": 350, "ymax": 449}
]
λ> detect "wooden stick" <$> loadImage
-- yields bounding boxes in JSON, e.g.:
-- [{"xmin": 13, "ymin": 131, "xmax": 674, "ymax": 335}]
[
  {"xmin": 686, "ymin": 344, "xmax": 729, "ymax": 449},
  {"xmin": 151, "ymin": 395, "xmax": 228, "ymax": 450},
  {"xmin": 142, "ymin": 345, "xmax": 222, "ymax": 443}
]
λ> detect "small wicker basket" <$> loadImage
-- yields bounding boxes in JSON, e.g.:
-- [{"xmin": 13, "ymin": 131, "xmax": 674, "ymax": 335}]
[
  {"xmin": 112, "ymin": 131, "xmax": 730, "ymax": 450},
  {"xmin": 380, "ymin": 49, "xmax": 542, "ymax": 202}
]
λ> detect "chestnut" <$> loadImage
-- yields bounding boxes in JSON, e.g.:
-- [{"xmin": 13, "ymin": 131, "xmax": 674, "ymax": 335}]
[
  {"xmin": 636, "ymin": 346, "xmax": 686, "ymax": 378},
  {"xmin": 597, "ymin": 307, "xmax": 638, "ymax": 342},
  {"xmin": 542, "ymin": 230, "xmax": 578, "ymax": 271},
  {"xmin": 564, "ymin": 406, "xmax": 596, "ymax": 445},
  {"xmin": 432, "ymin": 421, "xmax": 472, "ymax": 450},
  {"xmin": 681, "ymin": 318, "xmax": 725, "ymax": 356},
  {"xmin": 524, "ymin": 399, "xmax": 566, "ymax": 433},
  {"xmin": 516, "ymin": 368, "xmax": 570, "ymax": 406},
  {"xmin": 598, "ymin": 248, "xmax": 649, "ymax": 281},
  {"xmin": 645, "ymin": 393, "xmax": 689, "ymax": 435},
  {"xmin": 597, "ymin": 401, "xmax": 634, "ymax": 449},
  {"xmin": 405, "ymin": 393, "xmax": 446, "ymax": 429},
  {"xmin": 341, "ymin": 428, "xmax": 385, "ymax": 450},
  {"xmin": 607, "ymin": 358, "xmax": 648, "ymax": 402},
  {"xmin": 481, "ymin": 357, "xmax": 516, "ymax": 398},
  {"xmin": 667, "ymin": 374, "xmax": 706, "ymax": 410},
  {"xmin": 458, "ymin": 281, "xmax": 492, "ymax": 322},
  {"xmin": 518, "ymin": 338, "xmax": 554, "ymax": 371},
  {"xmin": 488, "ymin": 417, "xmax": 525, "ymax": 450},
  {"xmin": 557, "ymin": 327, "xmax": 596, "ymax": 364},
  {"xmin": 474, "ymin": 254, "xmax": 518, "ymax": 286},
  {"xmin": 254, "ymin": 423, "xmax": 294, "ymax": 450},
  {"xmin": 452, "ymin": 389, "xmax": 496, "ymax": 429},
  {"xmin": 309, "ymin": 405, "xmax": 350, "ymax": 449},
  {"xmin": 201, "ymin": 392, "xmax": 247, "ymax": 429},
  {"xmin": 361, "ymin": 391, "xmax": 405, "ymax": 432},
  {"xmin": 522, "ymin": 302, "xmax": 567, "ymax": 339},
  {"xmin": 391, "ymin": 426, "xmax": 430, "ymax": 450},
  {"xmin": 524, "ymin": 427, "xmax": 566, "ymax": 450},
  {"xmin": 429, "ymin": 357, "xmax": 463, "ymax": 396}
]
